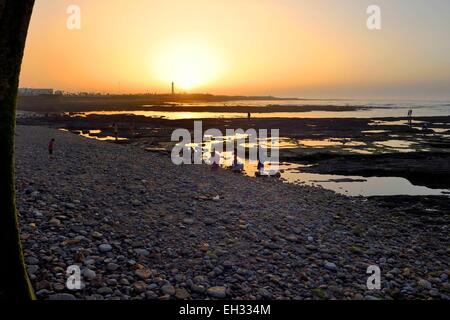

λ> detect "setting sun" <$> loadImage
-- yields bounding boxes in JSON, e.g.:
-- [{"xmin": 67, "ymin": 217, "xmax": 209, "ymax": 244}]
[{"xmin": 153, "ymin": 38, "xmax": 223, "ymax": 91}]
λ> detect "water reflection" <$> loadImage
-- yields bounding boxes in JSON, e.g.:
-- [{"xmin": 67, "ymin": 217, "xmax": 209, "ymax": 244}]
[
  {"xmin": 374, "ymin": 140, "xmax": 416, "ymax": 149},
  {"xmin": 69, "ymin": 102, "xmax": 450, "ymax": 120},
  {"xmin": 281, "ymin": 167, "xmax": 450, "ymax": 197},
  {"xmin": 300, "ymin": 139, "xmax": 366, "ymax": 148},
  {"xmin": 176, "ymin": 133, "xmax": 450, "ymax": 196},
  {"xmin": 59, "ymin": 129, "xmax": 128, "ymax": 141}
]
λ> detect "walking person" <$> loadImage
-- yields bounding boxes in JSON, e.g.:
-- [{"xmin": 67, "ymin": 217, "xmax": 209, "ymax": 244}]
[
  {"xmin": 407, "ymin": 109, "xmax": 413, "ymax": 127},
  {"xmin": 112, "ymin": 123, "xmax": 119, "ymax": 142},
  {"xmin": 257, "ymin": 159, "xmax": 265, "ymax": 175},
  {"xmin": 209, "ymin": 149, "xmax": 220, "ymax": 171},
  {"xmin": 231, "ymin": 152, "xmax": 244, "ymax": 172}
]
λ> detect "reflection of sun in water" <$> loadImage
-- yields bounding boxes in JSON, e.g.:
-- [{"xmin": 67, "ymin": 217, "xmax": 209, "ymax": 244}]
[{"xmin": 154, "ymin": 38, "xmax": 222, "ymax": 91}]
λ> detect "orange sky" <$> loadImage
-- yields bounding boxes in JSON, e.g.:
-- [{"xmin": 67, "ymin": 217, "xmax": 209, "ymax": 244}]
[{"xmin": 20, "ymin": 0, "xmax": 450, "ymax": 99}]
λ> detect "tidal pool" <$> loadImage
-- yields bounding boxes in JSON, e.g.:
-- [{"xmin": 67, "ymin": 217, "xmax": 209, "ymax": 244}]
[
  {"xmin": 280, "ymin": 167, "xmax": 450, "ymax": 197},
  {"xmin": 374, "ymin": 140, "xmax": 416, "ymax": 149}
]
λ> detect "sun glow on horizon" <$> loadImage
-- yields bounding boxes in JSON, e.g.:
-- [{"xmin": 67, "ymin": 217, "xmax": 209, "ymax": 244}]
[
  {"xmin": 19, "ymin": 0, "xmax": 450, "ymax": 99},
  {"xmin": 152, "ymin": 38, "xmax": 223, "ymax": 91}
]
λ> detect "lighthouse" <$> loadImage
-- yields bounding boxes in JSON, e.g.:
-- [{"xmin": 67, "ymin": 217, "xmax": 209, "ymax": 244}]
[{"xmin": 171, "ymin": 82, "xmax": 174, "ymax": 95}]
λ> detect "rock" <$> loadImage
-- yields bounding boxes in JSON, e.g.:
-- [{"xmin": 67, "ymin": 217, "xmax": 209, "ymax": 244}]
[
  {"xmin": 258, "ymin": 288, "xmax": 272, "ymax": 299},
  {"xmin": 133, "ymin": 281, "xmax": 147, "ymax": 293},
  {"xmin": 98, "ymin": 244, "xmax": 112, "ymax": 253},
  {"xmin": 54, "ymin": 283, "xmax": 66, "ymax": 291},
  {"xmin": 324, "ymin": 262, "xmax": 337, "ymax": 271},
  {"xmin": 353, "ymin": 293, "xmax": 364, "ymax": 300},
  {"xmin": 36, "ymin": 280, "xmax": 51, "ymax": 291},
  {"xmin": 26, "ymin": 256, "xmax": 39, "ymax": 265},
  {"xmin": 134, "ymin": 248, "xmax": 150, "ymax": 257},
  {"xmin": 286, "ymin": 234, "xmax": 298, "ymax": 242},
  {"xmin": 31, "ymin": 191, "xmax": 40, "ymax": 198},
  {"xmin": 145, "ymin": 291, "xmax": 158, "ymax": 299},
  {"xmin": 135, "ymin": 268, "xmax": 152, "ymax": 280},
  {"xmin": 106, "ymin": 279, "xmax": 118, "ymax": 286},
  {"xmin": 106, "ymin": 263, "xmax": 119, "ymax": 271},
  {"xmin": 65, "ymin": 203, "xmax": 76, "ymax": 209},
  {"xmin": 97, "ymin": 287, "xmax": 113, "ymax": 295},
  {"xmin": 429, "ymin": 289, "xmax": 440, "ymax": 297},
  {"xmin": 49, "ymin": 218, "xmax": 61, "ymax": 226},
  {"xmin": 131, "ymin": 199, "xmax": 142, "ymax": 206},
  {"xmin": 36, "ymin": 289, "xmax": 51, "ymax": 296},
  {"xmin": 161, "ymin": 284, "xmax": 175, "ymax": 296},
  {"xmin": 183, "ymin": 218, "xmax": 195, "ymax": 225},
  {"xmin": 28, "ymin": 265, "xmax": 39, "ymax": 275},
  {"xmin": 312, "ymin": 288, "xmax": 326, "ymax": 299},
  {"xmin": 82, "ymin": 268, "xmax": 97, "ymax": 280},
  {"xmin": 418, "ymin": 279, "xmax": 432, "ymax": 290},
  {"xmin": 91, "ymin": 231, "xmax": 103, "ymax": 239},
  {"xmin": 33, "ymin": 210, "xmax": 43, "ymax": 218},
  {"xmin": 191, "ymin": 284, "xmax": 206, "ymax": 293},
  {"xmin": 207, "ymin": 286, "xmax": 227, "ymax": 299},
  {"xmin": 175, "ymin": 288, "xmax": 191, "ymax": 299},
  {"xmin": 49, "ymin": 293, "xmax": 76, "ymax": 300}
]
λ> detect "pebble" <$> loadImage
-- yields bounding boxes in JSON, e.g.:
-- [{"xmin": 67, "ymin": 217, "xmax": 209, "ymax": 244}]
[
  {"xmin": 98, "ymin": 244, "xmax": 112, "ymax": 253},
  {"xmin": 207, "ymin": 286, "xmax": 227, "ymax": 299},
  {"xmin": 418, "ymin": 279, "xmax": 432, "ymax": 290},
  {"xmin": 135, "ymin": 268, "xmax": 152, "ymax": 279},
  {"xmin": 324, "ymin": 262, "xmax": 338, "ymax": 271},
  {"xmin": 98, "ymin": 287, "xmax": 113, "ymax": 295},
  {"xmin": 175, "ymin": 288, "xmax": 191, "ymax": 299},
  {"xmin": 28, "ymin": 265, "xmax": 39, "ymax": 275},
  {"xmin": 134, "ymin": 248, "xmax": 150, "ymax": 256},
  {"xmin": 106, "ymin": 263, "xmax": 119, "ymax": 271},
  {"xmin": 82, "ymin": 268, "xmax": 97, "ymax": 280},
  {"xmin": 49, "ymin": 218, "xmax": 61, "ymax": 226},
  {"xmin": 133, "ymin": 281, "xmax": 147, "ymax": 293},
  {"xmin": 26, "ymin": 256, "xmax": 39, "ymax": 265},
  {"xmin": 161, "ymin": 284, "xmax": 176, "ymax": 296}
]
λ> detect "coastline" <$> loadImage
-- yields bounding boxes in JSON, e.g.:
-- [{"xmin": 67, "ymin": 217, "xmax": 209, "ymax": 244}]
[
  {"xmin": 16, "ymin": 125, "xmax": 450, "ymax": 300},
  {"xmin": 18, "ymin": 113, "xmax": 450, "ymax": 191}
]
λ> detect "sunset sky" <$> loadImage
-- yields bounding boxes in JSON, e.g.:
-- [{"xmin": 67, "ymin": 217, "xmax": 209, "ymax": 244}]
[{"xmin": 20, "ymin": 0, "xmax": 450, "ymax": 99}]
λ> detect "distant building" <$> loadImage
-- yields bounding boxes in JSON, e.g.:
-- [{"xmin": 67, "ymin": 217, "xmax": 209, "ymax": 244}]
[
  {"xmin": 172, "ymin": 82, "xmax": 175, "ymax": 95},
  {"xmin": 19, "ymin": 88, "xmax": 54, "ymax": 96}
]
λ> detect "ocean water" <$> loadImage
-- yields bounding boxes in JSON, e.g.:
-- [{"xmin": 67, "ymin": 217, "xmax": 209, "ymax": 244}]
[{"xmin": 77, "ymin": 99, "xmax": 450, "ymax": 119}]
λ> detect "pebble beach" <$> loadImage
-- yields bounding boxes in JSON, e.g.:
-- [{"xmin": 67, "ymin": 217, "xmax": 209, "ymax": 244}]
[{"xmin": 16, "ymin": 125, "xmax": 450, "ymax": 300}]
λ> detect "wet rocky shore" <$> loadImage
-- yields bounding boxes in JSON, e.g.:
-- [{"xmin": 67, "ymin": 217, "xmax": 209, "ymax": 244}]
[
  {"xmin": 16, "ymin": 125, "xmax": 449, "ymax": 300},
  {"xmin": 18, "ymin": 113, "xmax": 450, "ymax": 190}
]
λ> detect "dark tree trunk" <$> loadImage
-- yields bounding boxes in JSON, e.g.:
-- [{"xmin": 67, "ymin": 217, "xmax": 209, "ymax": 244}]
[{"xmin": 0, "ymin": 0, "xmax": 35, "ymax": 300}]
